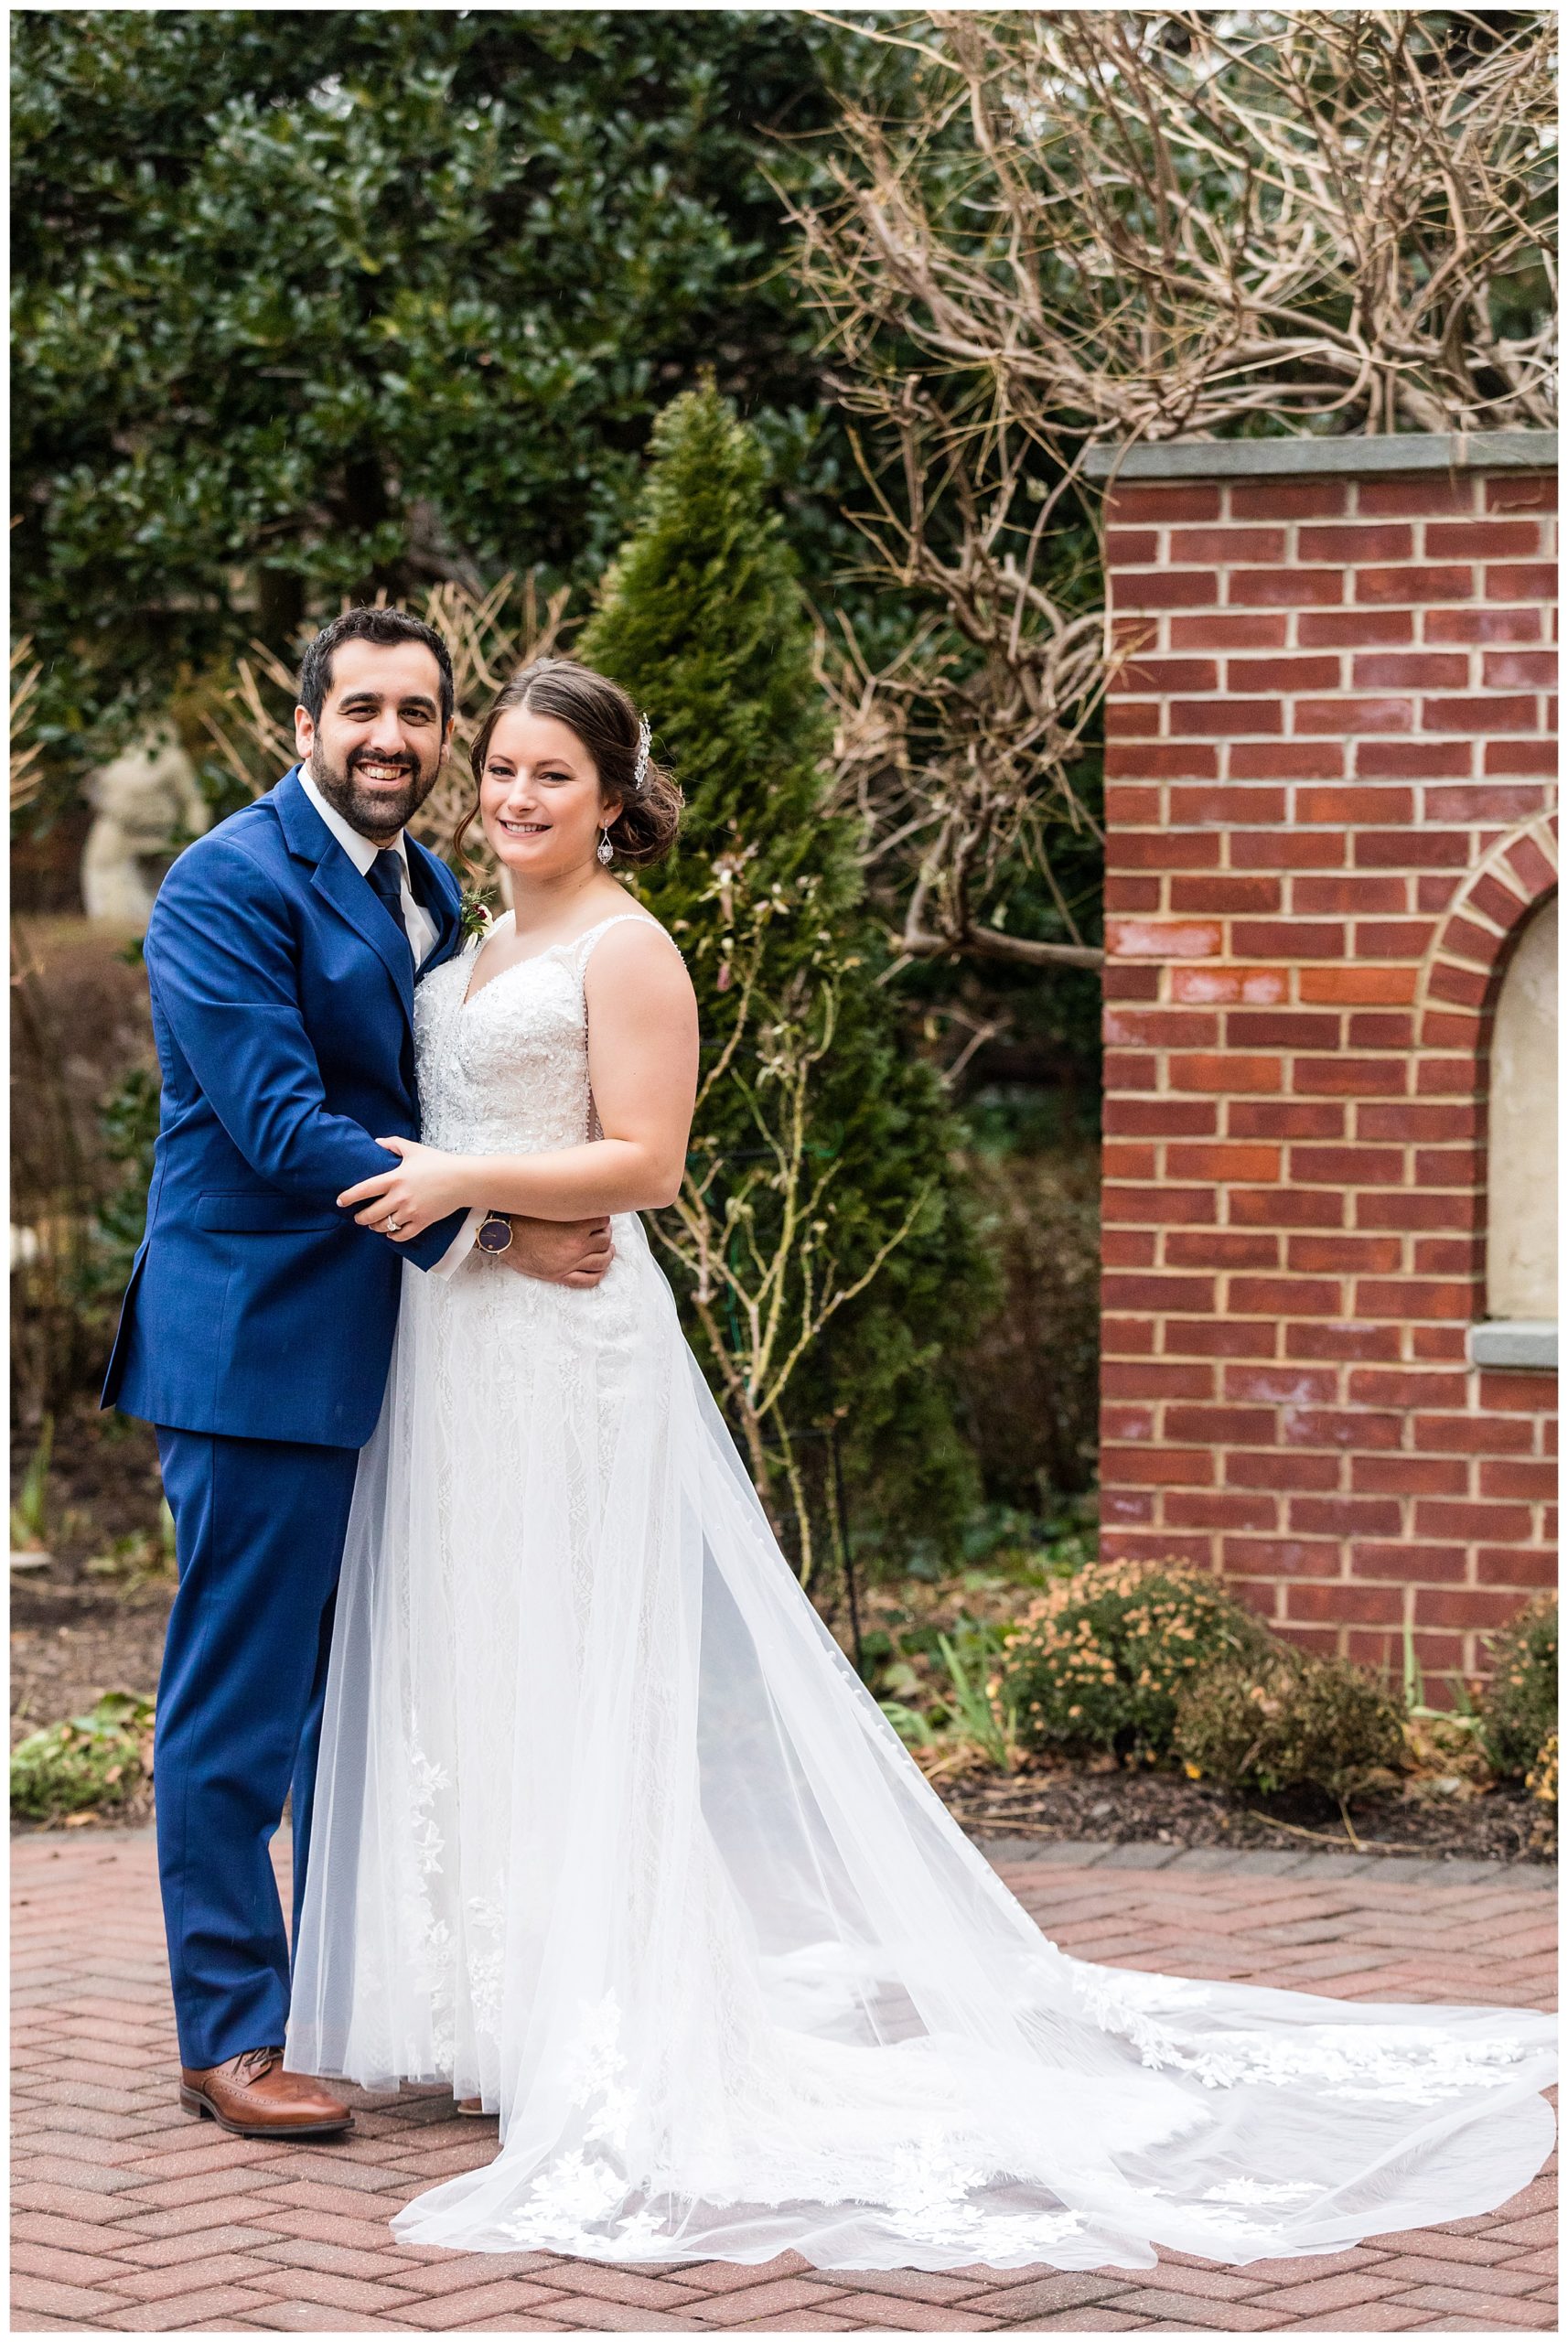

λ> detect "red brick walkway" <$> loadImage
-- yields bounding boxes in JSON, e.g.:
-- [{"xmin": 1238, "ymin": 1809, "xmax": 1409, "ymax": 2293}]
[{"xmin": 13, "ymin": 1831, "xmax": 1555, "ymax": 2333}]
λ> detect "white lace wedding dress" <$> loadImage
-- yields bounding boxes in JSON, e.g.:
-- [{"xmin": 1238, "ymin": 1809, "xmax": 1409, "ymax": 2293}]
[{"xmin": 287, "ymin": 909, "xmax": 1556, "ymax": 2272}]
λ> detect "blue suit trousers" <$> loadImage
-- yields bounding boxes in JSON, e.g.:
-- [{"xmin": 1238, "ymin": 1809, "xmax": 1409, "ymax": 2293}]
[{"xmin": 154, "ymin": 1427, "xmax": 360, "ymax": 2069}]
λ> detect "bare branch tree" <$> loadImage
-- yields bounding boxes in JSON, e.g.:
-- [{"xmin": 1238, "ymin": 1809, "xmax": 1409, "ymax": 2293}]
[
  {"xmin": 787, "ymin": 8, "xmax": 1556, "ymax": 967},
  {"xmin": 11, "ymin": 637, "xmax": 45, "ymax": 813}
]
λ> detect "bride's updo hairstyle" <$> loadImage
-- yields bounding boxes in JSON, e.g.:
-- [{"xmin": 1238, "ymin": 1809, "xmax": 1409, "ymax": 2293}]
[{"xmin": 457, "ymin": 657, "xmax": 682, "ymax": 871}]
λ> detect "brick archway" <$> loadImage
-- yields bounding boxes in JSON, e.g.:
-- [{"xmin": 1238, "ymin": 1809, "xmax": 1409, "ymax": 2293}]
[
  {"xmin": 1412, "ymin": 811, "xmax": 1560, "ymax": 1323},
  {"xmin": 1419, "ymin": 812, "xmax": 1559, "ymax": 1045}
]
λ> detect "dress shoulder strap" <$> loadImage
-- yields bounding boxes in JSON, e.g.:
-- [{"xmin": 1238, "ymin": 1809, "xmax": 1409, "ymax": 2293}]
[{"xmin": 572, "ymin": 911, "xmax": 682, "ymax": 974}]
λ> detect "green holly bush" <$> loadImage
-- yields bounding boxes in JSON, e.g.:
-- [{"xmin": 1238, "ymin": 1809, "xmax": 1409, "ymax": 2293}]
[{"xmin": 12, "ymin": 8, "xmax": 874, "ymax": 795}]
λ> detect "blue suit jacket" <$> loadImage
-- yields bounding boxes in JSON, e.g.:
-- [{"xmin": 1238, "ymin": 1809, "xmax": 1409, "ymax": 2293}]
[{"xmin": 102, "ymin": 766, "xmax": 467, "ymax": 1447}]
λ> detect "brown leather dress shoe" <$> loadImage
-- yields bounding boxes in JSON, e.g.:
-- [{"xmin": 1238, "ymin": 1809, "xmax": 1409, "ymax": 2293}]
[{"xmin": 179, "ymin": 2047, "xmax": 353, "ymax": 2138}]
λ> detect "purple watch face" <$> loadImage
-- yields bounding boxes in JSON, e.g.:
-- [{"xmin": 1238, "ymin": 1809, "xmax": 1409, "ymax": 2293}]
[{"xmin": 476, "ymin": 1215, "xmax": 512, "ymax": 1254}]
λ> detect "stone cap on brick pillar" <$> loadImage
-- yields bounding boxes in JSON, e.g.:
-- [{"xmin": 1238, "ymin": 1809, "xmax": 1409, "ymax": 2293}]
[{"xmin": 1085, "ymin": 431, "xmax": 1559, "ymax": 481}]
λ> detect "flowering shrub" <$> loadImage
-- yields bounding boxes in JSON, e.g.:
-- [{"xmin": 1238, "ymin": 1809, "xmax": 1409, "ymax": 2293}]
[
  {"xmin": 1173, "ymin": 1650, "xmax": 1405, "ymax": 1803},
  {"xmin": 1526, "ymin": 1730, "xmax": 1557, "ymax": 1855},
  {"xmin": 999, "ymin": 1560, "xmax": 1271, "ymax": 1762},
  {"xmin": 1478, "ymin": 1596, "xmax": 1558, "ymax": 1779}
]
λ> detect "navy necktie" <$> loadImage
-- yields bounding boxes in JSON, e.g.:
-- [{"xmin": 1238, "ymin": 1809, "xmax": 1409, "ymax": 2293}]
[{"xmin": 367, "ymin": 848, "xmax": 411, "ymax": 951}]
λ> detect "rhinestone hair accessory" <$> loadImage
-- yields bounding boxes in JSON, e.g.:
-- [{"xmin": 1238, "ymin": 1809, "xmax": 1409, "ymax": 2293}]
[{"xmin": 632, "ymin": 714, "xmax": 651, "ymax": 794}]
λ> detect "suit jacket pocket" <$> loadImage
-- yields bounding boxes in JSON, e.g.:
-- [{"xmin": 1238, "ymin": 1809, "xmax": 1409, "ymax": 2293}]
[{"xmin": 194, "ymin": 1191, "xmax": 347, "ymax": 1234}]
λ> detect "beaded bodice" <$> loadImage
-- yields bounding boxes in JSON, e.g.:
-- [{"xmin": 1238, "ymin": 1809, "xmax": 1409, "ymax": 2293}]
[{"xmin": 414, "ymin": 910, "xmax": 662, "ymax": 1158}]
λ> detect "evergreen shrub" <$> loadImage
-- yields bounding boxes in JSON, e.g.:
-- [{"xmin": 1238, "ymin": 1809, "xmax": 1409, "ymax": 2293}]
[
  {"xmin": 1478, "ymin": 1596, "xmax": 1559, "ymax": 1778},
  {"xmin": 1000, "ymin": 1559, "xmax": 1271, "ymax": 1762},
  {"xmin": 79, "ymin": 1066, "xmax": 161, "ymax": 1311},
  {"xmin": 1173, "ymin": 1651, "xmax": 1406, "ymax": 1802},
  {"xmin": 576, "ymin": 382, "xmax": 991, "ymax": 1571}
]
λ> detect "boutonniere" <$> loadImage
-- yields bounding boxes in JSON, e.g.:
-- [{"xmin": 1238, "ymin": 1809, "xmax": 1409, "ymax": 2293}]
[{"xmin": 458, "ymin": 890, "xmax": 495, "ymax": 945}]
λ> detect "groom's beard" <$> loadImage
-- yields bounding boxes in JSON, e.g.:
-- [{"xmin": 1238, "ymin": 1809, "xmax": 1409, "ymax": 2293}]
[{"xmin": 309, "ymin": 742, "xmax": 442, "ymax": 843}]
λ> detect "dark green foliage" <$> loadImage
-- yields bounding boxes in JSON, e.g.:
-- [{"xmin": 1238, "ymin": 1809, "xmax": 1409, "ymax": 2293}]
[
  {"xmin": 78, "ymin": 1067, "xmax": 162, "ymax": 1311},
  {"xmin": 1478, "ymin": 1596, "xmax": 1559, "ymax": 1778},
  {"xmin": 12, "ymin": 9, "xmax": 869, "ymax": 790},
  {"xmin": 1174, "ymin": 1651, "xmax": 1408, "ymax": 1803},
  {"xmin": 583, "ymin": 388, "xmax": 843, "ymax": 884},
  {"xmin": 952, "ymin": 1146, "xmax": 1101, "ymax": 1509},
  {"xmin": 578, "ymin": 384, "xmax": 991, "ymax": 1565},
  {"xmin": 1001, "ymin": 1559, "xmax": 1273, "ymax": 1762}
]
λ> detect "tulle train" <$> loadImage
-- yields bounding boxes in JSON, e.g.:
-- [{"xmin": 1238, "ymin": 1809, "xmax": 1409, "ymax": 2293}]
[{"xmin": 287, "ymin": 1219, "xmax": 1555, "ymax": 2270}]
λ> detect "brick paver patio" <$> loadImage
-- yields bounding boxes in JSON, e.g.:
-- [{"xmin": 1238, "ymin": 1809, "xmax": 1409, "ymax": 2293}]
[{"xmin": 12, "ymin": 1829, "xmax": 1556, "ymax": 2334}]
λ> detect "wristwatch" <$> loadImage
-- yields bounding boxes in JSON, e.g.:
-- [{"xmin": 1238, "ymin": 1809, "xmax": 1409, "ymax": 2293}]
[{"xmin": 476, "ymin": 1211, "xmax": 514, "ymax": 1256}]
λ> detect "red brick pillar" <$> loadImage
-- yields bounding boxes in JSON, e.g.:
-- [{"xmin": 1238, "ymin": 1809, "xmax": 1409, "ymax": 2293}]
[{"xmin": 1092, "ymin": 433, "xmax": 1558, "ymax": 1689}]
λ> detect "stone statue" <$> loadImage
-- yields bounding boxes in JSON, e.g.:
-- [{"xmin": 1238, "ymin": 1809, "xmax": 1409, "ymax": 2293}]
[{"xmin": 81, "ymin": 731, "xmax": 210, "ymax": 926}]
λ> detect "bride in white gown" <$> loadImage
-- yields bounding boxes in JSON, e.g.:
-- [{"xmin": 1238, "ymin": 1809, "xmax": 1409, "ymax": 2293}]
[{"xmin": 288, "ymin": 656, "xmax": 1555, "ymax": 2272}]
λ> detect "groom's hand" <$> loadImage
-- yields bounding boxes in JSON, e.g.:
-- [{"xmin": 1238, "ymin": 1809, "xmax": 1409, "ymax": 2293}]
[{"xmin": 496, "ymin": 1214, "xmax": 615, "ymax": 1288}]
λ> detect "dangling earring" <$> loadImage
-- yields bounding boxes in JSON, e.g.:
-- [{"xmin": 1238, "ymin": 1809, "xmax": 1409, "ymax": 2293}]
[{"xmin": 596, "ymin": 827, "xmax": 615, "ymax": 865}]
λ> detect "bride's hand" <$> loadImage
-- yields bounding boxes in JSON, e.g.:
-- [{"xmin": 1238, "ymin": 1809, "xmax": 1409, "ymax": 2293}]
[{"xmin": 338, "ymin": 1137, "xmax": 474, "ymax": 1241}]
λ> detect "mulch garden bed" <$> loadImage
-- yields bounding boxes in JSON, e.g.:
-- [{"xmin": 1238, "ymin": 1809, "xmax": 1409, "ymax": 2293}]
[{"xmin": 940, "ymin": 1750, "xmax": 1547, "ymax": 1864}]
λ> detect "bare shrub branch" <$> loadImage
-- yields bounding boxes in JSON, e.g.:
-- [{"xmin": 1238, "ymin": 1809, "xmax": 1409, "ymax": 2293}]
[
  {"xmin": 787, "ymin": 9, "xmax": 1556, "ymax": 967},
  {"xmin": 11, "ymin": 637, "xmax": 45, "ymax": 813},
  {"xmin": 654, "ymin": 864, "xmax": 936, "ymax": 1585}
]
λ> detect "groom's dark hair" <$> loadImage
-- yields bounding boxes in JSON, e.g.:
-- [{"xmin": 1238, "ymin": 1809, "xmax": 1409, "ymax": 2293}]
[{"xmin": 298, "ymin": 607, "xmax": 456, "ymax": 732}]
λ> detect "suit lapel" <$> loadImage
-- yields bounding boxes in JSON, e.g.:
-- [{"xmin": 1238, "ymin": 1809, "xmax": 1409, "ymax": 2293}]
[
  {"xmin": 313, "ymin": 850, "xmax": 415, "ymax": 1026},
  {"xmin": 407, "ymin": 835, "xmax": 465, "ymax": 977},
  {"xmin": 274, "ymin": 768, "xmax": 416, "ymax": 1032}
]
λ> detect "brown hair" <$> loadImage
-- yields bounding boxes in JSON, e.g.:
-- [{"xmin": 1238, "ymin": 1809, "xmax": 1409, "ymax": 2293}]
[
  {"xmin": 456, "ymin": 657, "xmax": 681, "ymax": 871},
  {"xmin": 299, "ymin": 605, "xmax": 456, "ymax": 730}
]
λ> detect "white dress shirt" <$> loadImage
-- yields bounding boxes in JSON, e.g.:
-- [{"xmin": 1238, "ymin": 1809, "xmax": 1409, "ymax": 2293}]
[
  {"xmin": 299, "ymin": 769, "xmax": 480, "ymax": 1277},
  {"xmin": 298, "ymin": 768, "xmax": 440, "ymax": 964}
]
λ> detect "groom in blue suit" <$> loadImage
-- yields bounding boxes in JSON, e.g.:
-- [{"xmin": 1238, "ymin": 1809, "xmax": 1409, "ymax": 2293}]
[{"xmin": 103, "ymin": 607, "xmax": 610, "ymax": 2137}]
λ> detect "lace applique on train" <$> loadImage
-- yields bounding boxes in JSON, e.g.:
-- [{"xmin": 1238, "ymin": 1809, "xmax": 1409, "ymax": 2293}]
[{"xmin": 1069, "ymin": 1964, "xmax": 1530, "ymax": 2104}]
